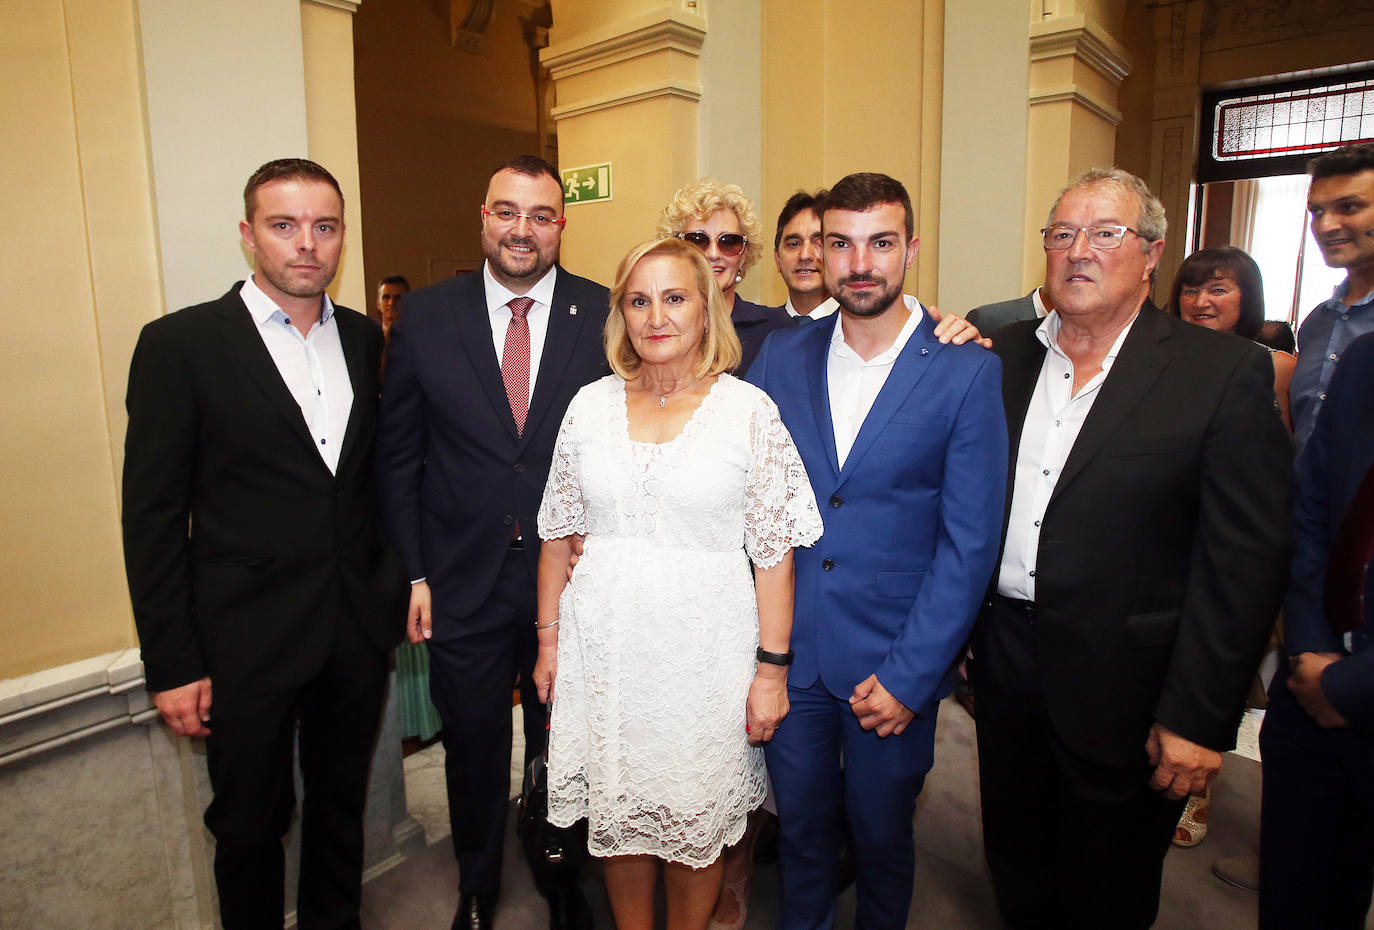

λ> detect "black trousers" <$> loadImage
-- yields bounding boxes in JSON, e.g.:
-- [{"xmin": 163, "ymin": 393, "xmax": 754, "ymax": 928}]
[
  {"xmin": 203, "ymin": 613, "xmax": 388, "ymax": 930},
  {"xmin": 427, "ymin": 547, "xmax": 546, "ymax": 896},
  {"xmin": 1260, "ymin": 664, "xmax": 1374, "ymax": 929},
  {"xmin": 971, "ymin": 595, "xmax": 1185, "ymax": 930}
]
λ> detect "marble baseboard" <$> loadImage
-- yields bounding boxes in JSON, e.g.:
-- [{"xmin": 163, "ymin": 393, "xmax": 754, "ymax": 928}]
[{"xmin": 0, "ymin": 651, "xmax": 422, "ymax": 930}]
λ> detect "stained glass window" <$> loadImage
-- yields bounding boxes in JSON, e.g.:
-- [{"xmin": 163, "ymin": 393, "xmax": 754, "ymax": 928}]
[{"xmin": 1198, "ymin": 71, "xmax": 1374, "ymax": 182}]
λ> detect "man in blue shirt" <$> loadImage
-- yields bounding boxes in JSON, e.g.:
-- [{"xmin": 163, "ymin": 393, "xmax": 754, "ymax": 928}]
[{"xmin": 1291, "ymin": 142, "xmax": 1374, "ymax": 453}]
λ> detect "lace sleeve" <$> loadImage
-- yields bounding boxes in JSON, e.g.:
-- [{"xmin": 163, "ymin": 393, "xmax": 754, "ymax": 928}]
[
  {"xmin": 744, "ymin": 393, "xmax": 824, "ymax": 568},
  {"xmin": 537, "ymin": 391, "xmax": 587, "ymax": 539}
]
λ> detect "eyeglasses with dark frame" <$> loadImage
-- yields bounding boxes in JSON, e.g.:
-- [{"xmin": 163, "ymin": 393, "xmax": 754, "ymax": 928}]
[
  {"xmin": 676, "ymin": 231, "xmax": 748, "ymax": 257},
  {"xmin": 480, "ymin": 204, "xmax": 567, "ymax": 230},
  {"xmin": 1040, "ymin": 224, "xmax": 1149, "ymax": 251}
]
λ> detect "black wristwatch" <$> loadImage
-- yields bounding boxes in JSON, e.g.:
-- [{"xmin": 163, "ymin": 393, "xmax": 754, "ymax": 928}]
[{"xmin": 756, "ymin": 647, "xmax": 795, "ymax": 666}]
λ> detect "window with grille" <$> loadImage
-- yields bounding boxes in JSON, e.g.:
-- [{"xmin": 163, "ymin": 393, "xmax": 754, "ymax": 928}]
[{"xmin": 1198, "ymin": 71, "xmax": 1374, "ymax": 183}]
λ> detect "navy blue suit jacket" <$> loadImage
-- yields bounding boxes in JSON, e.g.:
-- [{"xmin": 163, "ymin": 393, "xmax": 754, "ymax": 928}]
[
  {"xmin": 374, "ymin": 267, "xmax": 609, "ymax": 632},
  {"xmin": 1287, "ymin": 330, "xmax": 1374, "ymax": 728},
  {"xmin": 732, "ymin": 296, "xmax": 796, "ymax": 375},
  {"xmin": 748, "ymin": 308, "xmax": 1008, "ymax": 730}
]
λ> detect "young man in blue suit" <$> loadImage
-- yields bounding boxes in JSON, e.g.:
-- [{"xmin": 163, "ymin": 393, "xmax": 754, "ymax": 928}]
[
  {"xmin": 747, "ymin": 172, "xmax": 1008, "ymax": 930},
  {"xmin": 376, "ymin": 155, "xmax": 608, "ymax": 930}
]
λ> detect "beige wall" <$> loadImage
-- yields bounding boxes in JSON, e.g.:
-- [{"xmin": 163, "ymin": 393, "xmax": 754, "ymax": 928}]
[
  {"xmin": 938, "ymin": 0, "xmax": 1031, "ymax": 315},
  {"xmin": 759, "ymin": 0, "xmax": 944, "ymax": 306},
  {"xmin": 1, "ymin": 0, "xmax": 159, "ymax": 679},
  {"xmin": 354, "ymin": 0, "xmax": 541, "ymax": 300},
  {"xmin": 544, "ymin": 1, "xmax": 708, "ymax": 288},
  {"xmin": 302, "ymin": 0, "xmax": 367, "ymax": 312}
]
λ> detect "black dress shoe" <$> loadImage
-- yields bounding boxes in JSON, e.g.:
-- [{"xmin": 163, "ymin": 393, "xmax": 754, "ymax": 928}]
[
  {"xmin": 544, "ymin": 884, "xmax": 593, "ymax": 930},
  {"xmin": 454, "ymin": 892, "xmax": 496, "ymax": 930}
]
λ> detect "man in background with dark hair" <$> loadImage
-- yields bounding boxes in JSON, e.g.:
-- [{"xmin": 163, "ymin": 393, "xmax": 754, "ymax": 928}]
[
  {"xmin": 1291, "ymin": 141, "xmax": 1374, "ymax": 452},
  {"xmin": 773, "ymin": 189, "xmax": 838, "ymax": 320},
  {"xmin": 122, "ymin": 158, "xmax": 406, "ymax": 929},
  {"xmin": 749, "ymin": 171, "xmax": 1007, "ymax": 929},
  {"xmin": 376, "ymin": 154, "xmax": 606, "ymax": 930},
  {"xmin": 377, "ymin": 273, "xmax": 409, "ymax": 336}
]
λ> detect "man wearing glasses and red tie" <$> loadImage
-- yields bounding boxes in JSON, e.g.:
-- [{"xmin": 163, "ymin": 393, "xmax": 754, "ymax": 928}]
[{"xmin": 376, "ymin": 155, "xmax": 607, "ymax": 930}]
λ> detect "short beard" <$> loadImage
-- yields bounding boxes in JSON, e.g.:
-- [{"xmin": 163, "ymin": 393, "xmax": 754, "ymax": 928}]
[
  {"xmin": 833, "ymin": 275, "xmax": 903, "ymax": 318},
  {"xmin": 485, "ymin": 235, "xmax": 553, "ymax": 283}
]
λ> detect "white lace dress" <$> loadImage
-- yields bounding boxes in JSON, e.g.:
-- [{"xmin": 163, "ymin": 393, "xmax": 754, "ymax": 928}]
[{"xmin": 537, "ymin": 373, "xmax": 822, "ymax": 867}]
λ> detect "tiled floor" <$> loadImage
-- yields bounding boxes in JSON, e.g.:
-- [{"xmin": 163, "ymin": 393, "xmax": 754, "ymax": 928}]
[{"xmin": 367, "ymin": 699, "xmax": 1366, "ymax": 930}]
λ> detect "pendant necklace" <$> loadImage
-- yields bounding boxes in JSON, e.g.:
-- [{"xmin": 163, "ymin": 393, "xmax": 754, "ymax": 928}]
[{"xmin": 653, "ymin": 374, "xmax": 702, "ymax": 408}]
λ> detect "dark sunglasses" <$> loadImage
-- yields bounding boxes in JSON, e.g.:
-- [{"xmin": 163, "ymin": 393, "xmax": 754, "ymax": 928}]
[{"xmin": 676, "ymin": 231, "xmax": 747, "ymax": 257}]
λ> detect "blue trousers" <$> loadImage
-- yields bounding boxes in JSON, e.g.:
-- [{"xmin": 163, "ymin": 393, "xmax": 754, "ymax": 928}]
[{"xmin": 764, "ymin": 678, "xmax": 936, "ymax": 930}]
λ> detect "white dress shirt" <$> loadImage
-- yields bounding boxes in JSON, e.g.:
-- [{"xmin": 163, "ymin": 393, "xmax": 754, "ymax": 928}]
[
  {"xmin": 996, "ymin": 309, "xmax": 1140, "ymax": 600},
  {"xmin": 827, "ymin": 295, "xmax": 924, "ymax": 469},
  {"xmin": 786, "ymin": 296, "xmax": 839, "ymax": 320},
  {"xmin": 484, "ymin": 262, "xmax": 557, "ymax": 405},
  {"xmin": 240, "ymin": 275, "xmax": 353, "ymax": 475},
  {"xmin": 1030, "ymin": 287, "xmax": 1050, "ymax": 319}
]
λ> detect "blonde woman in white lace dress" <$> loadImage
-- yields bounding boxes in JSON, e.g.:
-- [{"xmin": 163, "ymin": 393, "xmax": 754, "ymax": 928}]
[{"xmin": 532, "ymin": 236, "xmax": 822, "ymax": 930}]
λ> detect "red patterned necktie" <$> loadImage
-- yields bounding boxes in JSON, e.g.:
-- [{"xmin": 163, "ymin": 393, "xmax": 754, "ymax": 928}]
[{"xmin": 502, "ymin": 297, "xmax": 533, "ymax": 436}]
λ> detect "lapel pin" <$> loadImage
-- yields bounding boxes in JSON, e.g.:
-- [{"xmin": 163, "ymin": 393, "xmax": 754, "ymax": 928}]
[
  {"xmin": 569, "ymin": 304, "xmax": 578, "ymax": 316},
  {"xmin": 920, "ymin": 347, "xmax": 929, "ymax": 356}
]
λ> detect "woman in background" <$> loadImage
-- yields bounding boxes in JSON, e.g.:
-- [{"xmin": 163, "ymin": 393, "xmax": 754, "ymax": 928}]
[
  {"xmin": 655, "ymin": 178, "xmax": 795, "ymax": 376},
  {"xmin": 1169, "ymin": 246, "xmax": 1296, "ymax": 432},
  {"xmin": 1165, "ymin": 246, "xmax": 1295, "ymax": 849}
]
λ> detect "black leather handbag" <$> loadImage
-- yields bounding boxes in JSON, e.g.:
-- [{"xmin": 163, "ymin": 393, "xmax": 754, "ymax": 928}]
[{"xmin": 515, "ymin": 712, "xmax": 589, "ymax": 877}]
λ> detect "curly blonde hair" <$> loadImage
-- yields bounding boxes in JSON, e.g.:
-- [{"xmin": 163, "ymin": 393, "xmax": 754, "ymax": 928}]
[
  {"xmin": 654, "ymin": 177, "xmax": 764, "ymax": 284},
  {"xmin": 605, "ymin": 237, "xmax": 742, "ymax": 380}
]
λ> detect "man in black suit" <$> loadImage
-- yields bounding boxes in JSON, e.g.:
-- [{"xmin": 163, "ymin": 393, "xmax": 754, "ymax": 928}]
[
  {"xmin": 972, "ymin": 167, "xmax": 1292, "ymax": 928},
  {"xmin": 122, "ymin": 158, "xmax": 406, "ymax": 930},
  {"xmin": 376, "ymin": 155, "xmax": 608, "ymax": 930}
]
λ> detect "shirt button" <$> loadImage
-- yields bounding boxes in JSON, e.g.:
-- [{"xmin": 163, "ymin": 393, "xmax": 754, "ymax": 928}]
[
  {"xmin": 1042, "ymin": 469, "xmax": 1050, "ymax": 476},
  {"xmin": 1330, "ymin": 353, "xmax": 1338, "ymax": 361},
  {"xmin": 1343, "ymin": 315, "xmax": 1350, "ymax": 320},
  {"xmin": 822, "ymin": 558, "xmax": 835, "ymax": 571},
  {"xmin": 320, "ymin": 438, "xmax": 326, "ymax": 445},
  {"xmin": 1029, "ymin": 570, "xmax": 1037, "ymax": 577},
  {"xmin": 1063, "ymin": 373, "xmax": 1070, "ymax": 379},
  {"xmin": 1034, "ymin": 520, "xmax": 1041, "ymax": 527}
]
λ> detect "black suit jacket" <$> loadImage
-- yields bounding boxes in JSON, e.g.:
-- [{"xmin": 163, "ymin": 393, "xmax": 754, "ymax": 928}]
[
  {"xmin": 986, "ymin": 305, "xmax": 1292, "ymax": 764},
  {"xmin": 374, "ymin": 266, "xmax": 609, "ymax": 631},
  {"xmin": 122, "ymin": 283, "xmax": 407, "ymax": 699}
]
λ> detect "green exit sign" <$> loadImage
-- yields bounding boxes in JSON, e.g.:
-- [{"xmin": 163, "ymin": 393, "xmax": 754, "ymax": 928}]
[{"xmin": 562, "ymin": 163, "xmax": 612, "ymax": 204}]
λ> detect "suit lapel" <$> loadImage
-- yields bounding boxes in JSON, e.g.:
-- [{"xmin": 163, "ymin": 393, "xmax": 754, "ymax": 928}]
[
  {"xmin": 334, "ymin": 307, "xmax": 368, "ymax": 470},
  {"xmin": 805, "ymin": 315, "xmax": 841, "ymax": 481},
  {"xmin": 999, "ymin": 324, "xmax": 1048, "ymax": 459},
  {"xmin": 1049, "ymin": 306, "xmax": 1172, "ymax": 505},
  {"xmin": 837, "ymin": 310, "xmax": 941, "ymax": 483},
  {"xmin": 215, "ymin": 287, "xmax": 324, "ymax": 463},
  {"xmin": 523, "ymin": 268, "xmax": 589, "ymax": 448},
  {"xmin": 450, "ymin": 274, "xmax": 520, "ymax": 441}
]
